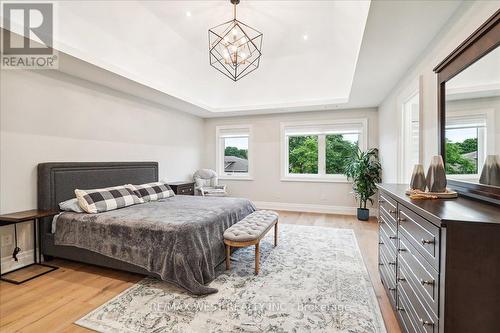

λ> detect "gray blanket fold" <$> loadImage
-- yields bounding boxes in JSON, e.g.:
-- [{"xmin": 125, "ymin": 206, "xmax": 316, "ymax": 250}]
[{"xmin": 54, "ymin": 196, "xmax": 256, "ymax": 295}]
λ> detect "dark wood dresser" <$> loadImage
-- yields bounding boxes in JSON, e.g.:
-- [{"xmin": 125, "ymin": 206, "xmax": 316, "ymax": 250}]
[{"xmin": 377, "ymin": 184, "xmax": 500, "ymax": 333}]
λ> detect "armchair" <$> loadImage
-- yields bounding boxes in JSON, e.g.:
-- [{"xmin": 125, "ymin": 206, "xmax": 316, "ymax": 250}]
[{"xmin": 193, "ymin": 169, "xmax": 227, "ymax": 197}]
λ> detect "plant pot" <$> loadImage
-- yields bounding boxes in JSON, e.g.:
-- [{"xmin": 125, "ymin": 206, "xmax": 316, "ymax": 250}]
[{"xmin": 357, "ymin": 208, "xmax": 369, "ymax": 221}]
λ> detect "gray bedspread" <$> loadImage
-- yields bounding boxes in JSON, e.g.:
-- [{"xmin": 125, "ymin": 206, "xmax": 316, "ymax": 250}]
[{"xmin": 54, "ymin": 195, "xmax": 256, "ymax": 295}]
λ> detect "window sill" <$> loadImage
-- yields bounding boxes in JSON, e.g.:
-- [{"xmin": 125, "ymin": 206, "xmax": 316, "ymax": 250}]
[
  {"xmin": 281, "ymin": 175, "xmax": 350, "ymax": 183},
  {"xmin": 448, "ymin": 174, "xmax": 480, "ymax": 181},
  {"xmin": 219, "ymin": 175, "xmax": 254, "ymax": 181}
]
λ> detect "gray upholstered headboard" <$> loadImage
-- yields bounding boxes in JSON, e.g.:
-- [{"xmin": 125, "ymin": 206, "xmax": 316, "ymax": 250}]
[{"xmin": 37, "ymin": 162, "xmax": 158, "ymax": 233}]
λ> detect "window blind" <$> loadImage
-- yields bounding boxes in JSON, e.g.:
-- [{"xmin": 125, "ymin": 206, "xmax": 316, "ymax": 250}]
[
  {"xmin": 446, "ymin": 115, "xmax": 486, "ymax": 129},
  {"xmin": 218, "ymin": 127, "xmax": 250, "ymax": 138},
  {"xmin": 284, "ymin": 122, "xmax": 364, "ymax": 136}
]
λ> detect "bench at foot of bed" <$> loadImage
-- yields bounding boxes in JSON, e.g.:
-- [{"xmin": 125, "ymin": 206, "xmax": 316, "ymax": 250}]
[{"xmin": 223, "ymin": 210, "xmax": 279, "ymax": 275}]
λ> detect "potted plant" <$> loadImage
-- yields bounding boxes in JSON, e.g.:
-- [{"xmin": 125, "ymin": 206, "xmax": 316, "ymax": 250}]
[{"xmin": 345, "ymin": 148, "xmax": 382, "ymax": 221}]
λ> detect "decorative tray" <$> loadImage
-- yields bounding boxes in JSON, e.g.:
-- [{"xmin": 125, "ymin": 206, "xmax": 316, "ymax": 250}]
[{"xmin": 405, "ymin": 189, "xmax": 458, "ymax": 199}]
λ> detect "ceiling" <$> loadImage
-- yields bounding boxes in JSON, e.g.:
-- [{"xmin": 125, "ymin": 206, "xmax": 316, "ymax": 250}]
[{"xmin": 2, "ymin": 0, "xmax": 464, "ymax": 117}]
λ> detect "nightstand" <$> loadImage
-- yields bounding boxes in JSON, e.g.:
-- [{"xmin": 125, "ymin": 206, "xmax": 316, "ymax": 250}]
[
  {"xmin": 167, "ymin": 181, "xmax": 195, "ymax": 196},
  {"xmin": 0, "ymin": 209, "xmax": 59, "ymax": 284}
]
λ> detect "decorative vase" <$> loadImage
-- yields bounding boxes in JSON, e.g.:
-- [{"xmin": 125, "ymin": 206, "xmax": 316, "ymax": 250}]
[
  {"xmin": 410, "ymin": 164, "xmax": 426, "ymax": 191},
  {"xmin": 426, "ymin": 156, "xmax": 447, "ymax": 193},
  {"xmin": 479, "ymin": 155, "xmax": 500, "ymax": 187},
  {"xmin": 357, "ymin": 208, "xmax": 369, "ymax": 221}
]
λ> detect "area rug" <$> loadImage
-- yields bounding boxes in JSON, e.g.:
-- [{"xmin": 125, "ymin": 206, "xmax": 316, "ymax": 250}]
[{"xmin": 76, "ymin": 224, "xmax": 386, "ymax": 333}]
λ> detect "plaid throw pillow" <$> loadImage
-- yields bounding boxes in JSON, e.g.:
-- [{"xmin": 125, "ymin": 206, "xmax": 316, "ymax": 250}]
[
  {"xmin": 133, "ymin": 182, "xmax": 174, "ymax": 202},
  {"xmin": 75, "ymin": 185, "xmax": 143, "ymax": 214}
]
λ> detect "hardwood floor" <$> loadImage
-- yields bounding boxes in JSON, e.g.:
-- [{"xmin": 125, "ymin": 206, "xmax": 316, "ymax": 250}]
[{"xmin": 0, "ymin": 212, "xmax": 401, "ymax": 333}]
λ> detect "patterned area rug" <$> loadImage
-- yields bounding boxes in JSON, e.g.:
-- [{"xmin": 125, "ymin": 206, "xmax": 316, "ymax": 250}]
[{"xmin": 76, "ymin": 224, "xmax": 386, "ymax": 333}]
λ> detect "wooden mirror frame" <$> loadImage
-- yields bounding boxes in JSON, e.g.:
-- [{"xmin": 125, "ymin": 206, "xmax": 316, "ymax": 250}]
[{"xmin": 434, "ymin": 9, "xmax": 500, "ymax": 205}]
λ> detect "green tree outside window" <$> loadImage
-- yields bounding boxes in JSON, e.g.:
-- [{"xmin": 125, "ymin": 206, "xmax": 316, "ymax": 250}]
[
  {"xmin": 326, "ymin": 134, "xmax": 359, "ymax": 174},
  {"xmin": 288, "ymin": 136, "xmax": 318, "ymax": 174},
  {"xmin": 224, "ymin": 146, "xmax": 248, "ymax": 159}
]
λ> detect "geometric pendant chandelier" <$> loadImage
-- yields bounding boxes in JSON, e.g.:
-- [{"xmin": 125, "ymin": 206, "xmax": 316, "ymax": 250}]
[{"xmin": 208, "ymin": 0, "xmax": 263, "ymax": 81}]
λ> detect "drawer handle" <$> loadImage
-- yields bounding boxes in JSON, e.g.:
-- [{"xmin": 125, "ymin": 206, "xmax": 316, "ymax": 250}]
[
  {"xmin": 388, "ymin": 261, "xmax": 396, "ymax": 266},
  {"xmin": 397, "ymin": 277, "xmax": 406, "ymax": 282},
  {"xmin": 389, "ymin": 235, "xmax": 398, "ymax": 240},
  {"xmin": 378, "ymin": 262, "xmax": 384, "ymax": 266},
  {"xmin": 378, "ymin": 199, "xmax": 385, "ymax": 204},
  {"xmin": 378, "ymin": 219, "xmax": 385, "ymax": 224},
  {"xmin": 389, "ymin": 210, "xmax": 396, "ymax": 214},
  {"xmin": 397, "ymin": 306, "xmax": 405, "ymax": 312},
  {"xmin": 388, "ymin": 287, "xmax": 396, "ymax": 291},
  {"xmin": 398, "ymin": 217, "xmax": 406, "ymax": 222},
  {"xmin": 420, "ymin": 279, "xmax": 435, "ymax": 286},
  {"xmin": 421, "ymin": 238, "xmax": 435, "ymax": 245},
  {"xmin": 398, "ymin": 248, "xmax": 407, "ymax": 253},
  {"xmin": 419, "ymin": 318, "xmax": 435, "ymax": 327},
  {"xmin": 379, "ymin": 241, "xmax": 384, "ymax": 245}
]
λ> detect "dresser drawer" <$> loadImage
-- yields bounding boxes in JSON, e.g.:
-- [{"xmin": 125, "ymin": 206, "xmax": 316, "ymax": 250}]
[
  {"xmin": 379, "ymin": 252, "xmax": 397, "ymax": 307},
  {"xmin": 398, "ymin": 205, "xmax": 440, "ymax": 271},
  {"xmin": 379, "ymin": 241, "xmax": 397, "ymax": 274},
  {"xmin": 399, "ymin": 237, "xmax": 439, "ymax": 317},
  {"xmin": 379, "ymin": 210, "xmax": 398, "ymax": 248},
  {"xmin": 380, "ymin": 223, "xmax": 397, "ymax": 259},
  {"xmin": 398, "ymin": 271, "xmax": 438, "ymax": 333},
  {"xmin": 379, "ymin": 192, "xmax": 398, "ymax": 225},
  {"xmin": 397, "ymin": 290, "xmax": 421, "ymax": 333},
  {"xmin": 379, "ymin": 211, "xmax": 398, "ymax": 234}
]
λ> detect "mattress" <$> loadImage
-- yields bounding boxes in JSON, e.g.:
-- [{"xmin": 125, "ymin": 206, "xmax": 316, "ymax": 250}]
[{"xmin": 53, "ymin": 195, "xmax": 256, "ymax": 295}]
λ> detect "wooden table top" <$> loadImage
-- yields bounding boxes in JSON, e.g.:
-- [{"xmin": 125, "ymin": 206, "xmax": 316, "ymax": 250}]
[
  {"xmin": 378, "ymin": 183, "xmax": 500, "ymax": 226},
  {"xmin": 0, "ymin": 209, "xmax": 59, "ymax": 224},
  {"xmin": 167, "ymin": 181, "xmax": 195, "ymax": 186}
]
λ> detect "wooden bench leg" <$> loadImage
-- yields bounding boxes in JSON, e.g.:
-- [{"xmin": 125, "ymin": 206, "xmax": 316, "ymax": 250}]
[
  {"xmin": 226, "ymin": 244, "xmax": 231, "ymax": 270},
  {"xmin": 255, "ymin": 242, "xmax": 260, "ymax": 275},
  {"xmin": 274, "ymin": 221, "xmax": 278, "ymax": 247}
]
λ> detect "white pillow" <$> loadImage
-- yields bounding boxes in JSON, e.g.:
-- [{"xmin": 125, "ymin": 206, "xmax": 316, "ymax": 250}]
[{"xmin": 59, "ymin": 198, "xmax": 85, "ymax": 213}]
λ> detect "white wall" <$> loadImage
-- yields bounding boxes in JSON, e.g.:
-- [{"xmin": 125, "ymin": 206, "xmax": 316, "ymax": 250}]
[
  {"xmin": 378, "ymin": 1, "xmax": 500, "ymax": 182},
  {"xmin": 204, "ymin": 108, "xmax": 378, "ymax": 213},
  {"xmin": 0, "ymin": 69, "xmax": 204, "ymax": 272}
]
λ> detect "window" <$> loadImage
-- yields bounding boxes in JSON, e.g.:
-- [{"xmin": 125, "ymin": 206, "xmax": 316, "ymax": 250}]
[
  {"xmin": 445, "ymin": 115, "xmax": 486, "ymax": 176},
  {"xmin": 288, "ymin": 136, "xmax": 318, "ymax": 174},
  {"xmin": 216, "ymin": 125, "xmax": 252, "ymax": 179},
  {"xmin": 325, "ymin": 133, "xmax": 359, "ymax": 174},
  {"xmin": 281, "ymin": 119, "xmax": 367, "ymax": 182}
]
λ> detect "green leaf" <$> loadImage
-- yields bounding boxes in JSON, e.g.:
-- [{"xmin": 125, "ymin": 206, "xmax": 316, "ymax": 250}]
[{"xmin": 343, "ymin": 148, "xmax": 382, "ymax": 208}]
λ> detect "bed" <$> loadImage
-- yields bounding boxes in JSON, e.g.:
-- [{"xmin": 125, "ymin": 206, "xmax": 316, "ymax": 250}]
[{"xmin": 38, "ymin": 162, "xmax": 255, "ymax": 295}]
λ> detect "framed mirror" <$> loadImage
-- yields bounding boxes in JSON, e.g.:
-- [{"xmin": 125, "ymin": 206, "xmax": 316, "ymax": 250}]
[{"xmin": 434, "ymin": 9, "xmax": 500, "ymax": 205}]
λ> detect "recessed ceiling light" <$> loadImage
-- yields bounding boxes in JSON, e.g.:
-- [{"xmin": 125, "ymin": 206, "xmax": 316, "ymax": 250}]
[
  {"xmin": 303, "ymin": 34, "xmax": 309, "ymax": 41},
  {"xmin": 186, "ymin": 11, "xmax": 192, "ymax": 17}
]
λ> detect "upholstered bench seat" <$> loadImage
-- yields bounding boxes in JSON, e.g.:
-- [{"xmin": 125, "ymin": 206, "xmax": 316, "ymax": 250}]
[{"xmin": 224, "ymin": 210, "xmax": 279, "ymax": 274}]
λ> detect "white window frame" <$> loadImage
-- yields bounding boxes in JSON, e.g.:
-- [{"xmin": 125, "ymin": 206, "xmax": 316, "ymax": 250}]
[
  {"xmin": 397, "ymin": 76, "xmax": 423, "ymax": 183},
  {"xmin": 445, "ymin": 108, "xmax": 495, "ymax": 181},
  {"xmin": 280, "ymin": 119, "xmax": 368, "ymax": 183},
  {"xmin": 216, "ymin": 125, "xmax": 253, "ymax": 180}
]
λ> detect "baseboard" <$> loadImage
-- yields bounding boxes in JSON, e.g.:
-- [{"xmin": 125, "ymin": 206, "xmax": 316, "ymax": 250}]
[
  {"xmin": 1, "ymin": 249, "xmax": 35, "ymax": 274},
  {"xmin": 254, "ymin": 201, "xmax": 378, "ymax": 217}
]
